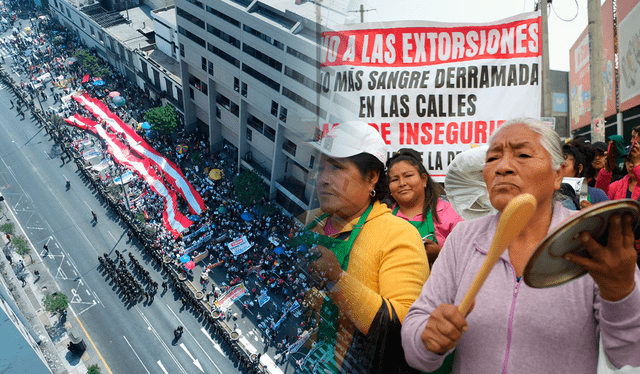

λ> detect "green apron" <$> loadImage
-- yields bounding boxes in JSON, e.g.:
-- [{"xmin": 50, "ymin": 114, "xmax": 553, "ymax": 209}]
[
  {"xmin": 392, "ymin": 206, "xmax": 438, "ymax": 245},
  {"xmin": 392, "ymin": 206, "xmax": 456, "ymax": 374},
  {"xmin": 297, "ymin": 204, "xmax": 373, "ymax": 373}
]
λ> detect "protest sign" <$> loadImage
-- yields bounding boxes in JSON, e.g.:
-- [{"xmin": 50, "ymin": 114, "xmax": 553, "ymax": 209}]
[
  {"xmin": 318, "ymin": 12, "xmax": 541, "ymax": 180},
  {"xmin": 227, "ymin": 235, "xmax": 252, "ymax": 256},
  {"xmin": 215, "ymin": 283, "xmax": 247, "ymax": 310}
]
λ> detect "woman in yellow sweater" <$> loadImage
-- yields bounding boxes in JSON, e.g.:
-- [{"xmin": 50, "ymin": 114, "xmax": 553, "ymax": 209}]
[{"xmin": 297, "ymin": 121, "xmax": 429, "ymax": 373}]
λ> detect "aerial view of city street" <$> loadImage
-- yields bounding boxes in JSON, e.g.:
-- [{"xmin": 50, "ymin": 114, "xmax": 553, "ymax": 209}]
[{"xmin": 1, "ymin": 0, "xmax": 640, "ymax": 373}]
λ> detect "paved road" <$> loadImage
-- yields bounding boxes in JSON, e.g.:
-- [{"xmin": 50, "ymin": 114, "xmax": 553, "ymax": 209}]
[{"xmin": 0, "ymin": 75, "xmax": 245, "ymax": 373}]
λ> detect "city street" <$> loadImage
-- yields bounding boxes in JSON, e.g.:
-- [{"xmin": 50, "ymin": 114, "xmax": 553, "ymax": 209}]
[{"xmin": 0, "ymin": 64, "xmax": 246, "ymax": 373}]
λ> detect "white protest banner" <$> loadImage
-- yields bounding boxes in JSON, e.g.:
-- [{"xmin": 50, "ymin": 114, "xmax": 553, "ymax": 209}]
[
  {"xmin": 215, "ymin": 283, "xmax": 247, "ymax": 310},
  {"xmin": 258, "ymin": 290, "xmax": 270, "ymax": 307},
  {"xmin": 318, "ymin": 12, "xmax": 541, "ymax": 181},
  {"xmin": 227, "ymin": 235, "xmax": 252, "ymax": 256}
]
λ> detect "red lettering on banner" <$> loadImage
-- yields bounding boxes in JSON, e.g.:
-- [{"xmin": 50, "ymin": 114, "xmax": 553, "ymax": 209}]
[
  {"xmin": 460, "ymin": 122, "xmax": 473, "ymax": 144},
  {"xmin": 474, "ymin": 121, "xmax": 487, "ymax": 144},
  {"xmin": 406, "ymin": 122, "xmax": 420, "ymax": 144},
  {"xmin": 322, "ymin": 16, "xmax": 540, "ymax": 67},
  {"xmin": 380, "ymin": 123, "xmax": 391, "ymax": 145},
  {"xmin": 434, "ymin": 122, "xmax": 445, "ymax": 144},
  {"xmin": 446, "ymin": 122, "xmax": 458, "ymax": 144},
  {"xmin": 421, "ymin": 122, "xmax": 433, "ymax": 144}
]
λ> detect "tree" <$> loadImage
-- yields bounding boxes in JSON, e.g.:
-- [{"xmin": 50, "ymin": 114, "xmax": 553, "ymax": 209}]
[
  {"xmin": 234, "ymin": 170, "xmax": 266, "ymax": 205},
  {"xmin": 13, "ymin": 236, "xmax": 30, "ymax": 256},
  {"xmin": 0, "ymin": 222, "xmax": 14, "ymax": 235},
  {"xmin": 44, "ymin": 292, "xmax": 69, "ymax": 314},
  {"xmin": 87, "ymin": 364, "xmax": 101, "ymax": 374},
  {"xmin": 145, "ymin": 104, "xmax": 178, "ymax": 135},
  {"xmin": 73, "ymin": 49, "xmax": 111, "ymax": 80}
]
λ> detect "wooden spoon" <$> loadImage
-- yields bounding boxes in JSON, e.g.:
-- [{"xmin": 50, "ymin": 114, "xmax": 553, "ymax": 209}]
[{"xmin": 458, "ymin": 193, "xmax": 537, "ymax": 315}]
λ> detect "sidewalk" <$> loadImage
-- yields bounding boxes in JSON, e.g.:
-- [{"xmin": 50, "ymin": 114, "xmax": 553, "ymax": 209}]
[{"xmin": 0, "ymin": 206, "xmax": 104, "ymax": 374}]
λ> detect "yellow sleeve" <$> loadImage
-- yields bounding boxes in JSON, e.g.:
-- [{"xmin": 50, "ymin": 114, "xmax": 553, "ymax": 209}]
[{"xmin": 329, "ymin": 227, "xmax": 429, "ymax": 335}]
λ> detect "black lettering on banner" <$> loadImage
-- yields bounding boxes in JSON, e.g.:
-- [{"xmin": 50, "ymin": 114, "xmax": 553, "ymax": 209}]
[
  {"xmin": 359, "ymin": 96, "xmax": 376, "ymax": 117},
  {"xmin": 427, "ymin": 151, "xmax": 444, "ymax": 171},
  {"xmin": 322, "ymin": 72, "xmax": 331, "ymax": 93}
]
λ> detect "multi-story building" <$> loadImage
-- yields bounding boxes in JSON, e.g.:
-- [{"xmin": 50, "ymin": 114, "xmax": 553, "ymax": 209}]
[
  {"xmin": 176, "ymin": 0, "xmax": 354, "ymax": 216},
  {"xmin": 49, "ymin": 0, "xmax": 184, "ymax": 115}
]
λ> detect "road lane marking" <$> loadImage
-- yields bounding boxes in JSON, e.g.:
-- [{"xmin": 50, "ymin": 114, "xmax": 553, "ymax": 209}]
[
  {"xmin": 166, "ymin": 305, "xmax": 222, "ymax": 373},
  {"xmin": 123, "ymin": 335, "xmax": 151, "ymax": 374},
  {"xmin": 200, "ymin": 327, "xmax": 225, "ymax": 355},
  {"xmin": 157, "ymin": 361, "xmax": 169, "ymax": 374},
  {"xmin": 180, "ymin": 343, "xmax": 203, "ymax": 373},
  {"xmin": 75, "ymin": 315, "xmax": 113, "ymax": 374},
  {"xmin": 135, "ymin": 306, "xmax": 187, "ymax": 374}
]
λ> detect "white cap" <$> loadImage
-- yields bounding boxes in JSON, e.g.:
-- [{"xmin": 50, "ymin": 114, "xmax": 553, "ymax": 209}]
[{"xmin": 304, "ymin": 121, "xmax": 387, "ymax": 165}]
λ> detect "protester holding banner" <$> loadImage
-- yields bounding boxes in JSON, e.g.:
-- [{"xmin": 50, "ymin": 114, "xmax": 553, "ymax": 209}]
[
  {"xmin": 298, "ymin": 121, "xmax": 429, "ymax": 373},
  {"xmin": 386, "ymin": 148, "xmax": 462, "ymax": 266},
  {"xmin": 402, "ymin": 118, "xmax": 640, "ymax": 373}
]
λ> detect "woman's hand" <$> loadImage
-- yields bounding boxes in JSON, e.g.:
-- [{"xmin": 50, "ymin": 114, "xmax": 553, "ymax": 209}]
[
  {"xmin": 421, "ymin": 303, "xmax": 470, "ymax": 355},
  {"xmin": 564, "ymin": 214, "xmax": 637, "ymax": 302},
  {"xmin": 424, "ymin": 238, "xmax": 442, "ymax": 265},
  {"xmin": 309, "ymin": 245, "xmax": 343, "ymax": 284},
  {"xmin": 579, "ymin": 200, "xmax": 592, "ymax": 210}
]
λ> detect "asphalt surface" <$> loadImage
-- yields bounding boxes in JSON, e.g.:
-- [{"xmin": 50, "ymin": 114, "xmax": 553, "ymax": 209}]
[{"xmin": 0, "ymin": 66, "xmax": 247, "ymax": 374}]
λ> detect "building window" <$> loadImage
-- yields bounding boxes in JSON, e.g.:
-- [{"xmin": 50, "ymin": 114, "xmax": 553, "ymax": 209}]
[
  {"xmin": 284, "ymin": 66, "xmax": 321, "ymax": 93},
  {"xmin": 206, "ymin": 6, "xmax": 240, "ymax": 28},
  {"xmin": 264, "ymin": 125, "xmax": 276, "ymax": 142},
  {"xmin": 286, "ymin": 46, "xmax": 320, "ymax": 68},
  {"xmin": 80, "ymin": 19, "xmax": 85, "ymax": 28},
  {"xmin": 178, "ymin": 26, "xmax": 206, "ymax": 48},
  {"xmin": 177, "ymin": 88, "xmax": 183, "ymax": 103},
  {"xmin": 207, "ymin": 43, "xmax": 240, "ymax": 68},
  {"xmin": 207, "ymin": 24, "xmax": 240, "ymax": 49},
  {"xmin": 217, "ymin": 94, "xmax": 239, "ymax": 116},
  {"xmin": 242, "ymin": 43, "xmax": 282, "ymax": 72},
  {"xmin": 282, "ymin": 87, "xmax": 326, "ymax": 117},
  {"xmin": 271, "ymin": 101, "xmax": 278, "ymax": 117},
  {"xmin": 202, "ymin": 57, "xmax": 207, "ymax": 72},
  {"xmin": 216, "ymin": 106, "xmax": 221, "ymax": 119},
  {"xmin": 283, "ymin": 139, "xmax": 297, "ymax": 156},
  {"xmin": 241, "ymin": 82, "xmax": 247, "ymax": 97},
  {"xmin": 165, "ymin": 78, "xmax": 173, "ymax": 97},
  {"xmin": 141, "ymin": 60, "xmax": 148, "ymax": 76},
  {"xmin": 247, "ymin": 115, "xmax": 264, "ymax": 133},
  {"xmin": 246, "ymin": 128, "xmax": 252, "ymax": 141},
  {"xmin": 90, "ymin": 26, "xmax": 95, "ymax": 37},
  {"xmin": 208, "ymin": 61, "xmax": 214, "ymax": 75},
  {"xmin": 180, "ymin": 43, "xmax": 185, "ymax": 57},
  {"xmin": 185, "ymin": 0, "xmax": 204, "ymax": 9},
  {"xmin": 279, "ymin": 107, "xmax": 287, "ymax": 123},
  {"xmin": 66, "ymin": 8, "xmax": 71, "ymax": 18},
  {"xmin": 234, "ymin": 77, "xmax": 239, "ymax": 92},
  {"xmin": 241, "ymin": 63, "xmax": 280, "ymax": 92},
  {"xmin": 190, "ymin": 87, "xmax": 194, "ymax": 99},
  {"xmin": 127, "ymin": 50, "xmax": 133, "ymax": 62},
  {"xmin": 243, "ymin": 24, "xmax": 284, "ymax": 50},
  {"xmin": 189, "ymin": 75, "xmax": 208, "ymax": 95},
  {"xmin": 176, "ymin": 7, "xmax": 205, "ymax": 29},
  {"xmin": 309, "ymin": 155, "xmax": 315, "ymax": 169}
]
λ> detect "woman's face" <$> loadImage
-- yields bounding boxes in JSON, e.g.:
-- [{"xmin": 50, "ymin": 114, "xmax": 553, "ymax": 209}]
[
  {"xmin": 483, "ymin": 124, "xmax": 564, "ymax": 212},
  {"xmin": 563, "ymin": 154, "xmax": 579, "ymax": 177},
  {"xmin": 316, "ymin": 154, "xmax": 378, "ymax": 221},
  {"xmin": 592, "ymin": 151, "xmax": 605, "ymax": 170},
  {"xmin": 388, "ymin": 160, "xmax": 427, "ymax": 208}
]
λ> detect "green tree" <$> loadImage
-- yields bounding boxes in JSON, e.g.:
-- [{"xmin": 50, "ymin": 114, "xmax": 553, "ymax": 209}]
[
  {"xmin": 44, "ymin": 292, "xmax": 69, "ymax": 314},
  {"xmin": 13, "ymin": 236, "xmax": 30, "ymax": 256},
  {"xmin": 145, "ymin": 104, "xmax": 179, "ymax": 135},
  {"xmin": 0, "ymin": 222, "xmax": 14, "ymax": 235},
  {"xmin": 73, "ymin": 49, "xmax": 111, "ymax": 80},
  {"xmin": 87, "ymin": 364, "xmax": 101, "ymax": 374},
  {"xmin": 234, "ymin": 170, "xmax": 266, "ymax": 205}
]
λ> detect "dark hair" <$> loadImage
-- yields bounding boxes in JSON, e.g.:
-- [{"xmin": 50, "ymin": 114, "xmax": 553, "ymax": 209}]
[
  {"xmin": 348, "ymin": 153, "xmax": 389, "ymax": 203},
  {"xmin": 385, "ymin": 149, "xmax": 444, "ymax": 223},
  {"xmin": 633, "ymin": 125, "xmax": 640, "ymax": 135},
  {"xmin": 562, "ymin": 140, "xmax": 595, "ymax": 178}
]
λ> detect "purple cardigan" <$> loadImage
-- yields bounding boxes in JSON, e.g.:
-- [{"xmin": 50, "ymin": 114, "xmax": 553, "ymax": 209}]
[{"xmin": 401, "ymin": 203, "xmax": 640, "ymax": 373}]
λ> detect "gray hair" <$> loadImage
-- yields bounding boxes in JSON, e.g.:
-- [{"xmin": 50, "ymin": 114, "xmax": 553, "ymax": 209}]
[{"xmin": 489, "ymin": 118, "xmax": 565, "ymax": 171}]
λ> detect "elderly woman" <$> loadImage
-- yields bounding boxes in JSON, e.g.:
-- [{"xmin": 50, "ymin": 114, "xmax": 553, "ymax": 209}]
[
  {"xmin": 299, "ymin": 121, "xmax": 429, "ymax": 373},
  {"xmin": 401, "ymin": 118, "xmax": 640, "ymax": 373},
  {"xmin": 387, "ymin": 148, "xmax": 462, "ymax": 265}
]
